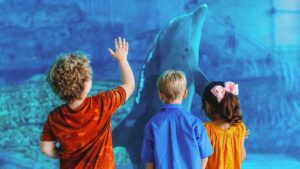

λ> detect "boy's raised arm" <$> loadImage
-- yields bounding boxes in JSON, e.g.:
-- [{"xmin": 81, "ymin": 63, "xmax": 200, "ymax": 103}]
[{"xmin": 109, "ymin": 37, "xmax": 135, "ymax": 100}]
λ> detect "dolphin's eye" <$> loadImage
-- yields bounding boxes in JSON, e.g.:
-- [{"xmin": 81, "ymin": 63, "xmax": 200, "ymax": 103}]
[{"xmin": 185, "ymin": 48, "xmax": 189, "ymax": 52}]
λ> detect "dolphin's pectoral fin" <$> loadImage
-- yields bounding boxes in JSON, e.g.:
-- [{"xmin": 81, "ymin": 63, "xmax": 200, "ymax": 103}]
[{"xmin": 193, "ymin": 68, "xmax": 208, "ymax": 96}]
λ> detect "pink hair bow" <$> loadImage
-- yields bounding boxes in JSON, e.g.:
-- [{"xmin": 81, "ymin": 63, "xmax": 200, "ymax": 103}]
[{"xmin": 211, "ymin": 81, "xmax": 239, "ymax": 102}]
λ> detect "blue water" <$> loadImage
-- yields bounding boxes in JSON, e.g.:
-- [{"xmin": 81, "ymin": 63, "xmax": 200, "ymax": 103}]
[{"xmin": 0, "ymin": 0, "xmax": 299, "ymax": 168}]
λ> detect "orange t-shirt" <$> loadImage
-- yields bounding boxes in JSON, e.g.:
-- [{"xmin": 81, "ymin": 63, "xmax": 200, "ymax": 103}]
[
  {"xmin": 204, "ymin": 122, "xmax": 246, "ymax": 169},
  {"xmin": 40, "ymin": 87, "xmax": 126, "ymax": 169}
]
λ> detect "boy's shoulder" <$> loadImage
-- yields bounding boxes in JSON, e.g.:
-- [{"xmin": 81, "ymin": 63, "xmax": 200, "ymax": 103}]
[
  {"xmin": 145, "ymin": 112, "xmax": 162, "ymax": 127},
  {"xmin": 187, "ymin": 111, "xmax": 203, "ymax": 121},
  {"xmin": 181, "ymin": 110, "xmax": 204, "ymax": 126},
  {"xmin": 46, "ymin": 106, "xmax": 64, "ymax": 120},
  {"xmin": 145, "ymin": 110, "xmax": 202, "ymax": 128}
]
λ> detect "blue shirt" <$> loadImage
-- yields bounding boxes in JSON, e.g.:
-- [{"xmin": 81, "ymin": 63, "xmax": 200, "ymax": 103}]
[{"xmin": 141, "ymin": 104, "xmax": 213, "ymax": 169}]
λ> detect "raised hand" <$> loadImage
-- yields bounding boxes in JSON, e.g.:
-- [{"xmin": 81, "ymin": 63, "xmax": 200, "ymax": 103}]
[
  {"xmin": 108, "ymin": 37, "xmax": 134, "ymax": 100},
  {"xmin": 108, "ymin": 37, "xmax": 129, "ymax": 61}
]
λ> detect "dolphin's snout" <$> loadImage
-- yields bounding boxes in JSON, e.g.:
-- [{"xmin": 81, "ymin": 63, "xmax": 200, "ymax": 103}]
[
  {"xmin": 191, "ymin": 4, "xmax": 208, "ymax": 38},
  {"xmin": 192, "ymin": 4, "xmax": 208, "ymax": 25}
]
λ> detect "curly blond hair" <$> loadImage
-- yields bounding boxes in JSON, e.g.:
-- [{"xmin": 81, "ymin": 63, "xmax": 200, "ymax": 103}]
[{"xmin": 48, "ymin": 52, "xmax": 92, "ymax": 102}]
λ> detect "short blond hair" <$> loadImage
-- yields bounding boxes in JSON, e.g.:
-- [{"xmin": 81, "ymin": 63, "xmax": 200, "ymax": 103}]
[
  {"xmin": 157, "ymin": 70, "xmax": 187, "ymax": 102},
  {"xmin": 48, "ymin": 52, "xmax": 92, "ymax": 102}
]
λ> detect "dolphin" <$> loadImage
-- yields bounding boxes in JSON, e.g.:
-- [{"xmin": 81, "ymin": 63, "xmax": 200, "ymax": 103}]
[{"xmin": 113, "ymin": 4, "xmax": 208, "ymax": 169}]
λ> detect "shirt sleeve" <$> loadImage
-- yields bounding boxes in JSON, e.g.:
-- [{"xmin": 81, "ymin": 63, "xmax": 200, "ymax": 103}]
[
  {"xmin": 195, "ymin": 119, "xmax": 213, "ymax": 159},
  {"xmin": 238, "ymin": 122, "xmax": 247, "ymax": 138},
  {"xmin": 40, "ymin": 117, "xmax": 57, "ymax": 141},
  {"xmin": 96, "ymin": 86, "xmax": 127, "ymax": 116},
  {"xmin": 141, "ymin": 124, "xmax": 154, "ymax": 162}
]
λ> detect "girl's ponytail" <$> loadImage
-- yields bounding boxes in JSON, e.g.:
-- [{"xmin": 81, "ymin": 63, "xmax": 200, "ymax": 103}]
[{"xmin": 221, "ymin": 92, "xmax": 242, "ymax": 124}]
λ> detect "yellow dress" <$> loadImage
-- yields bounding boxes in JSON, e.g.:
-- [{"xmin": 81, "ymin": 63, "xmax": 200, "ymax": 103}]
[{"xmin": 204, "ymin": 122, "xmax": 246, "ymax": 169}]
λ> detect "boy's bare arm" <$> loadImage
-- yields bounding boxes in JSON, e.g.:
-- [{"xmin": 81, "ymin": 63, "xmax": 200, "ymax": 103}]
[
  {"xmin": 145, "ymin": 162, "xmax": 155, "ymax": 169},
  {"xmin": 201, "ymin": 157, "xmax": 208, "ymax": 169},
  {"xmin": 40, "ymin": 141, "xmax": 59, "ymax": 159},
  {"xmin": 109, "ymin": 37, "xmax": 135, "ymax": 100}
]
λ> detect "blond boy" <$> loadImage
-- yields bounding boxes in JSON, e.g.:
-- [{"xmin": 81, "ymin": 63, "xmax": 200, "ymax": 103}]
[{"xmin": 141, "ymin": 70, "xmax": 212, "ymax": 169}]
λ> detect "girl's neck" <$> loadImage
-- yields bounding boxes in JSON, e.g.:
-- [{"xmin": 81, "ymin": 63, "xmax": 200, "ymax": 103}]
[{"xmin": 213, "ymin": 120, "xmax": 231, "ymax": 130}]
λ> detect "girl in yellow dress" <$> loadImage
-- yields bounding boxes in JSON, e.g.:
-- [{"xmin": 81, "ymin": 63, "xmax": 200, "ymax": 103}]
[{"xmin": 202, "ymin": 81, "xmax": 247, "ymax": 169}]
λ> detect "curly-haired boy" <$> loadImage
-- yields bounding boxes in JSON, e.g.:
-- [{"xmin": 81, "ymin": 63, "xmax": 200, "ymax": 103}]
[{"xmin": 40, "ymin": 37, "xmax": 135, "ymax": 169}]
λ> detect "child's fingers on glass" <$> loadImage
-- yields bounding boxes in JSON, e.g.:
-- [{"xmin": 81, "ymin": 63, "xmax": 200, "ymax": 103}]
[
  {"xmin": 114, "ymin": 39, "xmax": 118, "ymax": 50},
  {"xmin": 108, "ymin": 48, "xmax": 115, "ymax": 56},
  {"xmin": 122, "ymin": 38, "xmax": 126, "ymax": 49},
  {"xmin": 118, "ymin": 37, "xmax": 123, "ymax": 49}
]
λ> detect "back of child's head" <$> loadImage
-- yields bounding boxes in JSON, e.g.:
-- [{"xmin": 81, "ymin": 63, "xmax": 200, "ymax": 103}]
[
  {"xmin": 202, "ymin": 81, "xmax": 242, "ymax": 124},
  {"xmin": 157, "ymin": 70, "xmax": 187, "ymax": 103},
  {"xmin": 48, "ymin": 52, "xmax": 92, "ymax": 102}
]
